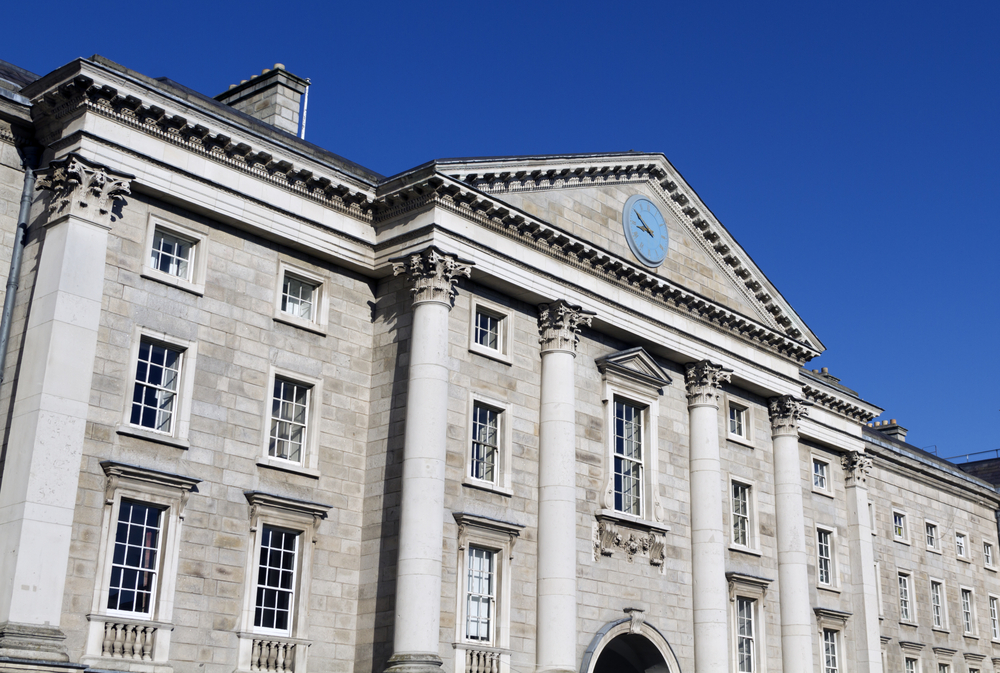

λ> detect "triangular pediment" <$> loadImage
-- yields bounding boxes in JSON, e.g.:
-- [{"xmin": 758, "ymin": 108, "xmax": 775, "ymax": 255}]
[
  {"xmin": 595, "ymin": 347, "xmax": 672, "ymax": 393},
  {"xmin": 436, "ymin": 153, "xmax": 823, "ymax": 354}
]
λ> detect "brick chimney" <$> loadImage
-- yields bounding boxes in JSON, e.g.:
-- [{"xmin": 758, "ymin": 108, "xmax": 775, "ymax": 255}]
[
  {"xmin": 216, "ymin": 64, "xmax": 308, "ymax": 136},
  {"xmin": 870, "ymin": 418, "xmax": 909, "ymax": 443}
]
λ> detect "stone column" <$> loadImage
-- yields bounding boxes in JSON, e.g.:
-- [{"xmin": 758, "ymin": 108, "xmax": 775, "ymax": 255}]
[
  {"xmin": 684, "ymin": 361, "xmax": 733, "ymax": 673},
  {"xmin": 768, "ymin": 395, "xmax": 814, "ymax": 673},
  {"xmin": 535, "ymin": 300, "xmax": 592, "ymax": 673},
  {"xmin": 0, "ymin": 154, "xmax": 131, "ymax": 661},
  {"xmin": 386, "ymin": 247, "xmax": 472, "ymax": 673},
  {"xmin": 843, "ymin": 451, "xmax": 882, "ymax": 673}
]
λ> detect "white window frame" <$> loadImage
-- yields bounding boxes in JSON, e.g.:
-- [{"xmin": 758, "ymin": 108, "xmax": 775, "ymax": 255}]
[
  {"xmin": 117, "ymin": 326, "xmax": 198, "ymax": 450},
  {"xmin": 725, "ymin": 395, "xmax": 752, "ymax": 446},
  {"xmin": 892, "ymin": 509, "xmax": 910, "ymax": 544},
  {"xmin": 875, "ymin": 561, "xmax": 884, "ymax": 617},
  {"xmin": 821, "ymin": 628, "xmax": 840, "ymax": 673},
  {"xmin": 734, "ymin": 596, "xmax": 758, "ymax": 673},
  {"xmin": 904, "ymin": 656, "xmax": 919, "ymax": 673},
  {"xmin": 814, "ymin": 608, "xmax": 850, "ymax": 673},
  {"xmin": 955, "ymin": 532, "xmax": 970, "ymax": 561},
  {"xmin": 83, "ymin": 461, "xmax": 199, "ymax": 666},
  {"xmin": 729, "ymin": 478, "xmax": 760, "ymax": 554},
  {"xmin": 141, "ymin": 215, "xmax": 208, "ymax": 296},
  {"xmin": 236, "ymin": 491, "xmax": 328, "ymax": 673},
  {"xmin": 464, "ymin": 394, "xmax": 513, "ymax": 496},
  {"xmin": 727, "ymin": 573, "xmax": 770, "ymax": 673},
  {"xmin": 930, "ymin": 578, "xmax": 948, "ymax": 631},
  {"xmin": 869, "ymin": 502, "xmax": 876, "ymax": 536},
  {"xmin": 937, "ymin": 663, "xmax": 949, "ymax": 673},
  {"xmin": 452, "ymin": 512, "xmax": 522, "ymax": 672},
  {"xmin": 468, "ymin": 297, "xmax": 513, "ymax": 365},
  {"xmin": 925, "ymin": 520, "xmax": 940, "ymax": 553},
  {"xmin": 898, "ymin": 572, "xmax": 915, "ymax": 624},
  {"xmin": 259, "ymin": 367, "xmax": 324, "ymax": 477},
  {"xmin": 989, "ymin": 594, "xmax": 1000, "ymax": 641},
  {"xmin": 985, "ymin": 541, "xmax": 996, "ymax": 570},
  {"xmin": 812, "ymin": 456, "xmax": 833, "ymax": 497},
  {"xmin": 960, "ymin": 586, "xmax": 977, "ymax": 636},
  {"xmin": 273, "ymin": 261, "xmax": 329, "ymax": 335},
  {"xmin": 816, "ymin": 525, "xmax": 838, "ymax": 589}
]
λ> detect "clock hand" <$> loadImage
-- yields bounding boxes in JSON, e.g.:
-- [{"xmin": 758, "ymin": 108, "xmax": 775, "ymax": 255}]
[{"xmin": 634, "ymin": 211, "xmax": 655, "ymax": 236}]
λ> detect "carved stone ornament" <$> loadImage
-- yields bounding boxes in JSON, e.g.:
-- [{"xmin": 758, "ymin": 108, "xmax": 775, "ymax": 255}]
[
  {"xmin": 684, "ymin": 360, "xmax": 733, "ymax": 407},
  {"xmin": 390, "ymin": 245, "xmax": 473, "ymax": 306},
  {"xmin": 842, "ymin": 450, "xmax": 873, "ymax": 485},
  {"xmin": 537, "ymin": 299, "xmax": 595, "ymax": 353},
  {"xmin": 623, "ymin": 608, "xmax": 645, "ymax": 635},
  {"xmin": 36, "ymin": 153, "xmax": 132, "ymax": 228},
  {"xmin": 768, "ymin": 395, "xmax": 812, "ymax": 436},
  {"xmin": 593, "ymin": 519, "xmax": 665, "ymax": 568}
]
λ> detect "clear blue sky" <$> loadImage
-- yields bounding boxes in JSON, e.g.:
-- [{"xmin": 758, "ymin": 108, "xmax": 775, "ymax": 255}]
[{"xmin": 8, "ymin": 1, "xmax": 999, "ymax": 459}]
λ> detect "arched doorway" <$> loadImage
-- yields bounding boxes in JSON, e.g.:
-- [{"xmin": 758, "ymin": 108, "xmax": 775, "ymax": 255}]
[
  {"xmin": 593, "ymin": 633, "xmax": 670, "ymax": 673},
  {"xmin": 581, "ymin": 614, "xmax": 682, "ymax": 673}
]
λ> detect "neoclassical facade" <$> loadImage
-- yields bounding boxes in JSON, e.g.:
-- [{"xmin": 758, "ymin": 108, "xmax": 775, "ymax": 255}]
[{"xmin": 0, "ymin": 55, "xmax": 998, "ymax": 673}]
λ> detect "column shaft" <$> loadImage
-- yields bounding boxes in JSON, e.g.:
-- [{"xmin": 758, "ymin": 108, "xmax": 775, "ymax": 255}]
[
  {"xmin": 685, "ymin": 361, "xmax": 731, "ymax": 673},
  {"xmin": 844, "ymin": 452, "xmax": 882, "ymax": 673},
  {"xmin": 769, "ymin": 396, "xmax": 814, "ymax": 673}
]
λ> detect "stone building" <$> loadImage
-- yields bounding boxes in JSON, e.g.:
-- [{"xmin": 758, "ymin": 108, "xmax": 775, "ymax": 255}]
[{"xmin": 0, "ymin": 54, "xmax": 997, "ymax": 673}]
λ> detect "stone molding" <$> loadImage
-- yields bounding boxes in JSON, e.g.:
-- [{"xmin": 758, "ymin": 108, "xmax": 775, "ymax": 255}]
[
  {"xmin": 379, "ymin": 175, "xmax": 820, "ymax": 364},
  {"xmin": 592, "ymin": 515, "xmax": 666, "ymax": 568},
  {"xmin": 29, "ymin": 74, "xmax": 375, "ymax": 221},
  {"xmin": 802, "ymin": 383, "xmax": 880, "ymax": 422},
  {"xmin": 36, "ymin": 153, "xmax": 132, "ymax": 228},
  {"xmin": 537, "ymin": 299, "xmax": 594, "ymax": 353},
  {"xmin": 391, "ymin": 246, "xmax": 473, "ymax": 307},
  {"xmin": 0, "ymin": 622, "xmax": 70, "ymax": 662},
  {"xmin": 842, "ymin": 451, "xmax": 873, "ymax": 486},
  {"xmin": 767, "ymin": 395, "xmax": 811, "ymax": 436},
  {"xmin": 683, "ymin": 360, "xmax": 732, "ymax": 407}
]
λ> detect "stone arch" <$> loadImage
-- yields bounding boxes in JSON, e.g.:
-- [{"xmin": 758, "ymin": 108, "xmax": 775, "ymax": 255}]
[{"xmin": 581, "ymin": 615, "xmax": 683, "ymax": 673}]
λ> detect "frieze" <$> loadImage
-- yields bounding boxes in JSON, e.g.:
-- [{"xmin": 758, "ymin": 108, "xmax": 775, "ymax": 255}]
[{"xmin": 592, "ymin": 518, "xmax": 666, "ymax": 569}]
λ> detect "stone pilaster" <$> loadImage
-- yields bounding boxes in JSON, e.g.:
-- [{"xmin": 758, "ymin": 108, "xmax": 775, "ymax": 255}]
[
  {"xmin": 535, "ymin": 300, "xmax": 592, "ymax": 673},
  {"xmin": 684, "ymin": 360, "xmax": 732, "ymax": 673},
  {"xmin": 386, "ymin": 247, "xmax": 472, "ymax": 673},
  {"xmin": 0, "ymin": 154, "xmax": 131, "ymax": 661},
  {"xmin": 768, "ymin": 395, "xmax": 814, "ymax": 673},
  {"xmin": 842, "ymin": 451, "xmax": 882, "ymax": 673}
]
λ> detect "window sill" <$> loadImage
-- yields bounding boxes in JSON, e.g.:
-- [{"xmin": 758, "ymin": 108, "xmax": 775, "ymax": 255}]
[
  {"xmin": 256, "ymin": 458, "xmax": 320, "ymax": 479},
  {"xmin": 985, "ymin": 565, "xmax": 997, "ymax": 573},
  {"xmin": 811, "ymin": 487, "xmax": 834, "ymax": 499},
  {"xmin": 116, "ymin": 426, "xmax": 190, "ymax": 450},
  {"xmin": 818, "ymin": 584, "xmax": 841, "ymax": 595},
  {"xmin": 726, "ymin": 434, "xmax": 754, "ymax": 449},
  {"xmin": 595, "ymin": 509, "xmax": 670, "ymax": 534},
  {"xmin": 926, "ymin": 547, "xmax": 942, "ymax": 555},
  {"xmin": 141, "ymin": 268, "xmax": 205, "ymax": 296},
  {"xmin": 962, "ymin": 633, "xmax": 979, "ymax": 640},
  {"xmin": 728, "ymin": 545, "xmax": 762, "ymax": 557},
  {"xmin": 893, "ymin": 538, "xmax": 911, "ymax": 546},
  {"xmin": 957, "ymin": 557, "xmax": 971, "ymax": 564},
  {"xmin": 468, "ymin": 343, "xmax": 513, "ymax": 365},
  {"xmin": 932, "ymin": 627, "xmax": 950, "ymax": 634},
  {"xmin": 462, "ymin": 478, "xmax": 513, "ymax": 497},
  {"xmin": 273, "ymin": 312, "xmax": 327, "ymax": 336},
  {"xmin": 899, "ymin": 621, "xmax": 919, "ymax": 628}
]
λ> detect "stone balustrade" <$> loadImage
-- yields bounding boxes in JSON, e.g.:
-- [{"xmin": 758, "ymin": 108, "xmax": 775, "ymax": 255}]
[
  {"xmin": 250, "ymin": 637, "xmax": 297, "ymax": 673},
  {"xmin": 463, "ymin": 647, "xmax": 500, "ymax": 673},
  {"xmin": 101, "ymin": 621, "xmax": 156, "ymax": 660}
]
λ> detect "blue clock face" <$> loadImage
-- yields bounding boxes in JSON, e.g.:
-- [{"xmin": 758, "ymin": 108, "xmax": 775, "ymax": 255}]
[{"xmin": 622, "ymin": 194, "xmax": 669, "ymax": 267}]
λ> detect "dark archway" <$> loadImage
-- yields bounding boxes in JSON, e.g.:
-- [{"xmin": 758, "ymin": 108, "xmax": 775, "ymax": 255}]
[{"xmin": 593, "ymin": 633, "xmax": 671, "ymax": 673}]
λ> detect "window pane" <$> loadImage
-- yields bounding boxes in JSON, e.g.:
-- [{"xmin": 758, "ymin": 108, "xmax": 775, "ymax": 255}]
[
  {"xmin": 131, "ymin": 340, "xmax": 182, "ymax": 434},
  {"xmin": 817, "ymin": 530, "xmax": 832, "ymax": 585},
  {"xmin": 823, "ymin": 629, "xmax": 838, "ymax": 673},
  {"xmin": 281, "ymin": 275, "xmax": 316, "ymax": 321},
  {"xmin": 471, "ymin": 403, "xmax": 499, "ymax": 483},
  {"xmin": 150, "ymin": 229, "xmax": 192, "ymax": 279},
  {"xmin": 107, "ymin": 501, "xmax": 162, "ymax": 615},
  {"xmin": 732, "ymin": 483, "xmax": 750, "ymax": 547},
  {"xmin": 736, "ymin": 597, "xmax": 755, "ymax": 672},
  {"xmin": 253, "ymin": 526, "xmax": 298, "ymax": 634},
  {"xmin": 466, "ymin": 547, "xmax": 496, "ymax": 642},
  {"xmin": 269, "ymin": 378, "xmax": 309, "ymax": 463},
  {"xmin": 474, "ymin": 311, "xmax": 500, "ymax": 351},
  {"xmin": 614, "ymin": 401, "xmax": 642, "ymax": 516}
]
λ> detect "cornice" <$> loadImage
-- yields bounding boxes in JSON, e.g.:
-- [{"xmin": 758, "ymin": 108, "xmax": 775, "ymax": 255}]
[
  {"xmin": 28, "ymin": 73, "xmax": 376, "ymax": 223},
  {"xmin": 802, "ymin": 382, "xmax": 882, "ymax": 423},
  {"xmin": 375, "ymin": 174, "xmax": 821, "ymax": 364},
  {"xmin": 437, "ymin": 156, "xmax": 820, "ymax": 351},
  {"xmin": 865, "ymin": 441, "xmax": 1000, "ymax": 505}
]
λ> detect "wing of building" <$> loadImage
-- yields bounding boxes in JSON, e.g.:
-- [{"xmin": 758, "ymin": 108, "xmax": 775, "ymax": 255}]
[{"xmin": 0, "ymin": 55, "xmax": 997, "ymax": 673}]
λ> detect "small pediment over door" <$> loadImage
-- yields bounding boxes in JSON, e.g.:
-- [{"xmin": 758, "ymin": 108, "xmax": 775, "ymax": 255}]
[{"xmin": 595, "ymin": 347, "xmax": 672, "ymax": 397}]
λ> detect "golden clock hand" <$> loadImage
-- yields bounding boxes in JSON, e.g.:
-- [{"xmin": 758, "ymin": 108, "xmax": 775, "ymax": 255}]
[{"xmin": 635, "ymin": 211, "xmax": 654, "ymax": 236}]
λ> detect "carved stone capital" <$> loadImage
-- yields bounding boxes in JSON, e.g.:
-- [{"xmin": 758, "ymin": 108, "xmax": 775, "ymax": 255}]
[
  {"xmin": 36, "ymin": 153, "xmax": 132, "ymax": 228},
  {"xmin": 684, "ymin": 360, "xmax": 732, "ymax": 407},
  {"xmin": 537, "ymin": 299, "xmax": 594, "ymax": 353},
  {"xmin": 391, "ymin": 246, "xmax": 472, "ymax": 306},
  {"xmin": 768, "ymin": 395, "xmax": 812, "ymax": 436},
  {"xmin": 842, "ymin": 450, "xmax": 873, "ymax": 486}
]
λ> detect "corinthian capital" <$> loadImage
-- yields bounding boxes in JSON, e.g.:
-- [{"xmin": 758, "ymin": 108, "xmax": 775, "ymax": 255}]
[
  {"xmin": 684, "ymin": 360, "xmax": 732, "ymax": 407},
  {"xmin": 537, "ymin": 300, "xmax": 594, "ymax": 353},
  {"xmin": 768, "ymin": 395, "xmax": 812, "ymax": 436},
  {"xmin": 36, "ymin": 153, "xmax": 133, "ymax": 228},
  {"xmin": 842, "ymin": 451, "xmax": 873, "ymax": 486},
  {"xmin": 391, "ymin": 246, "xmax": 473, "ymax": 306}
]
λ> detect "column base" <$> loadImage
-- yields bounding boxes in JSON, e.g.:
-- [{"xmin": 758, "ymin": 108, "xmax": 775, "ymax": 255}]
[
  {"xmin": 384, "ymin": 652, "xmax": 443, "ymax": 673},
  {"xmin": 0, "ymin": 624, "xmax": 69, "ymax": 663}
]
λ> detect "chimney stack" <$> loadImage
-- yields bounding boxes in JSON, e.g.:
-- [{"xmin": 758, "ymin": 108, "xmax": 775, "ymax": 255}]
[
  {"xmin": 869, "ymin": 418, "xmax": 909, "ymax": 443},
  {"xmin": 215, "ymin": 64, "xmax": 308, "ymax": 136}
]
